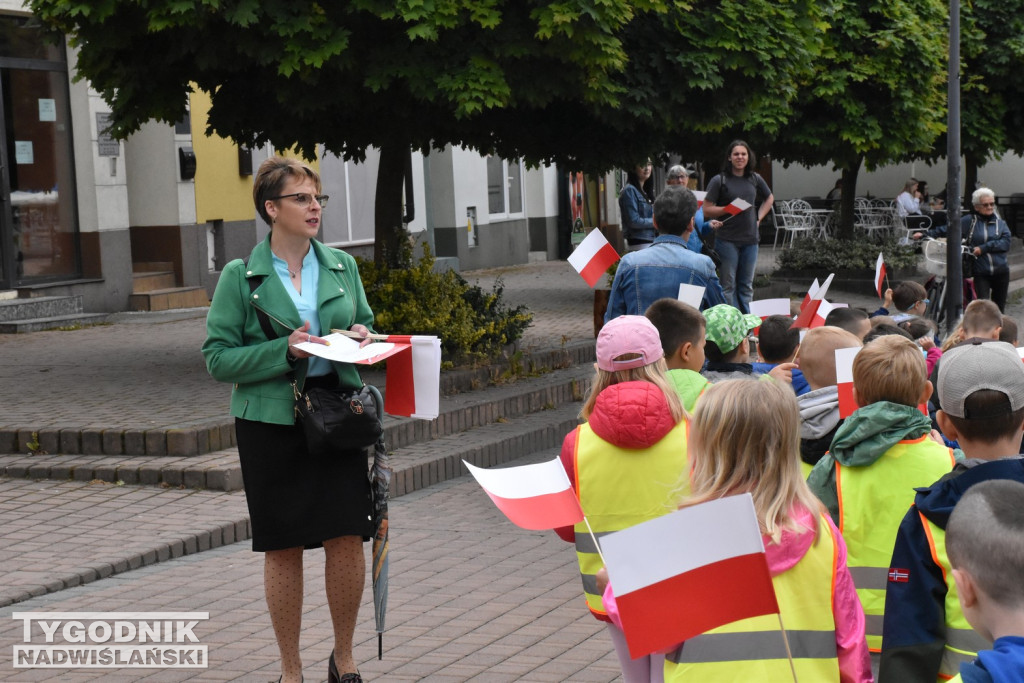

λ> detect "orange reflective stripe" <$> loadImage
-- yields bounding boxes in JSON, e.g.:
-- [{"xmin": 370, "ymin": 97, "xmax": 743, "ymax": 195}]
[
  {"xmin": 920, "ymin": 509, "xmax": 948, "ymax": 587},
  {"xmin": 836, "ymin": 461, "xmax": 845, "ymax": 535},
  {"xmin": 898, "ymin": 435, "xmax": 928, "ymax": 445},
  {"xmin": 572, "ymin": 425, "xmax": 582, "ymax": 500},
  {"xmin": 829, "ymin": 517, "xmax": 839, "ymax": 610}
]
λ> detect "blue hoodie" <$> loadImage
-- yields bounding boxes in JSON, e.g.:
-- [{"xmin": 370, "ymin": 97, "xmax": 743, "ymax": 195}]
[{"xmin": 958, "ymin": 637, "xmax": 1024, "ymax": 683}]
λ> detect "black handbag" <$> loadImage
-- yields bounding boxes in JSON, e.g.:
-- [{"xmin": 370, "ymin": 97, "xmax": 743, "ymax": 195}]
[
  {"xmin": 700, "ymin": 231, "xmax": 723, "ymax": 269},
  {"xmin": 962, "ymin": 217, "xmax": 978, "ymax": 278},
  {"xmin": 292, "ymin": 382, "xmax": 382, "ymax": 456}
]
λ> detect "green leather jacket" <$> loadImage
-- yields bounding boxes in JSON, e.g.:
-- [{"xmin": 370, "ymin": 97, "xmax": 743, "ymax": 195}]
[{"xmin": 202, "ymin": 236, "xmax": 375, "ymax": 425}]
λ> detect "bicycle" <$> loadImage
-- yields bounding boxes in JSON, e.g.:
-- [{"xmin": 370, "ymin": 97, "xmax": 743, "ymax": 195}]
[{"xmin": 920, "ymin": 237, "xmax": 976, "ymax": 337}]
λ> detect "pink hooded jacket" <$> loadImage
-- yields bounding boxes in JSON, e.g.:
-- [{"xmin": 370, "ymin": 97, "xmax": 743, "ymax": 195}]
[{"xmin": 602, "ymin": 503, "xmax": 873, "ymax": 683}]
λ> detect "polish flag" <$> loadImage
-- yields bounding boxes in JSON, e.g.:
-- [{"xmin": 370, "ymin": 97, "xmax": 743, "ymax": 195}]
[
  {"xmin": 463, "ymin": 457, "xmax": 585, "ymax": 531},
  {"xmin": 568, "ymin": 229, "xmax": 620, "ymax": 288},
  {"xmin": 383, "ymin": 335, "xmax": 441, "ymax": 419},
  {"xmin": 792, "ymin": 273, "xmax": 835, "ymax": 329},
  {"xmin": 809, "ymin": 299, "xmax": 835, "ymax": 328},
  {"xmin": 722, "ymin": 198, "xmax": 753, "ymax": 216},
  {"xmin": 836, "ymin": 346, "xmax": 860, "ymax": 418},
  {"xmin": 800, "ymin": 278, "xmax": 821, "ymax": 311},
  {"xmin": 749, "ymin": 298, "xmax": 791, "ymax": 320},
  {"xmin": 602, "ymin": 493, "xmax": 778, "ymax": 658},
  {"xmin": 693, "ymin": 191, "xmax": 707, "ymax": 207},
  {"xmin": 875, "ymin": 253, "xmax": 887, "ymax": 299},
  {"xmin": 678, "ymin": 283, "xmax": 705, "ymax": 309}
]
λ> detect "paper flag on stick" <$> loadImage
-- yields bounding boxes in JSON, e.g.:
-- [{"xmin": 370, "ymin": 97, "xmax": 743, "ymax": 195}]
[
  {"xmin": 678, "ymin": 283, "xmax": 705, "ymax": 309},
  {"xmin": 463, "ymin": 457, "xmax": 585, "ymax": 530},
  {"xmin": 875, "ymin": 253, "xmax": 887, "ymax": 299},
  {"xmin": 810, "ymin": 299, "xmax": 834, "ymax": 328},
  {"xmin": 693, "ymin": 191, "xmax": 707, "ymax": 207},
  {"xmin": 723, "ymin": 198, "xmax": 753, "ymax": 216},
  {"xmin": 800, "ymin": 278, "xmax": 821, "ymax": 312},
  {"xmin": 568, "ymin": 229, "xmax": 620, "ymax": 288},
  {"xmin": 792, "ymin": 273, "xmax": 835, "ymax": 329},
  {"xmin": 836, "ymin": 346, "xmax": 861, "ymax": 418},
  {"xmin": 384, "ymin": 335, "xmax": 441, "ymax": 419},
  {"xmin": 749, "ymin": 298, "xmax": 791, "ymax": 320},
  {"xmin": 602, "ymin": 493, "xmax": 779, "ymax": 659}
]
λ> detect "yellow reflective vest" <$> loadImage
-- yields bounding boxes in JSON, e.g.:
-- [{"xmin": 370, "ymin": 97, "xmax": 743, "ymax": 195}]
[
  {"xmin": 665, "ymin": 514, "xmax": 841, "ymax": 681},
  {"xmin": 572, "ymin": 420, "xmax": 689, "ymax": 618},
  {"xmin": 837, "ymin": 436, "xmax": 956, "ymax": 651},
  {"xmin": 920, "ymin": 512, "xmax": 990, "ymax": 680}
]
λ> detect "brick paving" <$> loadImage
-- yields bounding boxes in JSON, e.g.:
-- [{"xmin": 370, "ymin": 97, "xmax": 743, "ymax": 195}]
[{"xmin": 0, "ymin": 449, "xmax": 621, "ymax": 682}]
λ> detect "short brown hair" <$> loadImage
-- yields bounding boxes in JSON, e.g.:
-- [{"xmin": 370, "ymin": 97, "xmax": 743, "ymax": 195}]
[
  {"xmin": 757, "ymin": 315, "xmax": 800, "ymax": 363},
  {"xmin": 893, "ymin": 281, "xmax": 928, "ymax": 312},
  {"xmin": 798, "ymin": 327, "xmax": 862, "ymax": 390},
  {"xmin": 853, "ymin": 335, "xmax": 927, "ymax": 407},
  {"xmin": 962, "ymin": 299, "xmax": 1002, "ymax": 337},
  {"xmin": 253, "ymin": 156, "xmax": 321, "ymax": 225},
  {"xmin": 1000, "ymin": 315, "xmax": 1019, "ymax": 346},
  {"xmin": 645, "ymin": 298, "xmax": 705, "ymax": 357}
]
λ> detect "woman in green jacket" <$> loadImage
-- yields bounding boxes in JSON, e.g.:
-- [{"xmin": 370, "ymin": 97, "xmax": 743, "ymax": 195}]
[{"xmin": 203, "ymin": 157, "xmax": 374, "ymax": 683}]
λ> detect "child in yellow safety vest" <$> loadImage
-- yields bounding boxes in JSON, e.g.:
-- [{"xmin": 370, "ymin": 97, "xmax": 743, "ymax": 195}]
[
  {"xmin": 554, "ymin": 314, "xmax": 689, "ymax": 683},
  {"xmin": 601, "ymin": 378, "xmax": 872, "ymax": 681},
  {"xmin": 808, "ymin": 334, "xmax": 959, "ymax": 655},
  {"xmin": 944, "ymin": 480, "xmax": 1024, "ymax": 682},
  {"xmin": 880, "ymin": 341, "xmax": 1024, "ymax": 682}
]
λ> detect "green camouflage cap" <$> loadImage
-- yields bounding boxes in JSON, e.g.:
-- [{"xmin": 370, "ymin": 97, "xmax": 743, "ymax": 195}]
[{"xmin": 702, "ymin": 304, "xmax": 762, "ymax": 353}]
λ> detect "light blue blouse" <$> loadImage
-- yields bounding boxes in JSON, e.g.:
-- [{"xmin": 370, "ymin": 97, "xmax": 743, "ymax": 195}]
[{"xmin": 272, "ymin": 248, "xmax": 331, "ymax": 377}]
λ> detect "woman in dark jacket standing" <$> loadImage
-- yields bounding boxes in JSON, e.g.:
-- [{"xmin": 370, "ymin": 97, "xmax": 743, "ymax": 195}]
[
  {"xmin": 918, "ymin": 187, "xmax": 1012, "ymax": 311},
  {"xmin": 203, "ymin": 157, "xmax": 373, "ymax": 683},
  {"xmin": 618, "ymin": 159, "xmax": 656, "ymax": 250}
]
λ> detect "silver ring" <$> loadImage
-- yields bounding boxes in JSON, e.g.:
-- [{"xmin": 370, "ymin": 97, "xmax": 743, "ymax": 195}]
[{"xmin": 307, "ymin": 334, "xmax": 311, "ymax": 342}]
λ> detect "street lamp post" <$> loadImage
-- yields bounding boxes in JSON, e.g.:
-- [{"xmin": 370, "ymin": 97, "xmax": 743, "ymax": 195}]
[{"xmin": 945, "ymin": 0, "xmax": 963, "ymax": 332}]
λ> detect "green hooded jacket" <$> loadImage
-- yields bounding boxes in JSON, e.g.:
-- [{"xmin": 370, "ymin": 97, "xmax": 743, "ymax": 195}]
[{"xmin": 666, "ymin": 368, "xmax": 710, "ymax": 413}]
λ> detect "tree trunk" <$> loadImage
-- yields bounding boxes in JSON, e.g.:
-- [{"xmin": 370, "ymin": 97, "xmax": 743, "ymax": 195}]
[
  {"xmin": 836, "ymin": 157, "xmax": 863, "ymax": 241},
  {"xmin": 374, "ymin": 144, "xmax": 408, "ymax": 267}
]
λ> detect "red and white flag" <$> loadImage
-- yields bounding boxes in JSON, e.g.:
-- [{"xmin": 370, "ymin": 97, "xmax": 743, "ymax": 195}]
[
  {"xmin": 693, "ymin": 191, "xmax": 707, "ymax": 207},
  {"xmin": 792, "ymin": 273, "xmax": 835, "ymax": 329},
  {"xmin": 749, "ymin": 298, "xmax": 791, "ymax": 320},
  {"xmin": 875, "ymin": 253, "xmax": 887, "ymax": 299},
  {"xmin": 809, "ymin": 299, "xmax": 835, "ymax": 328},
  {"xmin": 463, "ymin": 457, "xmax": 585, "ymax": 531},
  {"xmin": 678, "ymin": 283, "xmax": 705, "ymax": 309},
  {"xmin": 800, "ymin": 278, "xmax": 821, "ymax": 311},
  {"xmin": 384, "ymin": 335, "xmax": 441, "ymax": 419},
  {"xmin": 836, "ymin": 346, "xmax": 860, "ymax": 418},
  {"xmin": 722, "ymin": 198, "xmax": 753, "ymax": 216},
  {"xmin": 568, "ymin": 229, "xmax": 619, "ymax": 288},
  {"xmin": 602, "ymin": 493, "xmax": 778, "ymax": 658}
]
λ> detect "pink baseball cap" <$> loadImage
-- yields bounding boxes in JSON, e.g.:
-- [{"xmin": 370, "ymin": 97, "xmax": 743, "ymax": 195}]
[{"xmin": 597, "ymin": 315, "xmax": 664, "ymax": 372}]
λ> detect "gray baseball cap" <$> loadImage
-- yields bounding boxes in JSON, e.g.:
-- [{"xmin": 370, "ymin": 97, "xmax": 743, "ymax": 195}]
[{"xmin": 938, "ymin": 341, "xmax": 1024, "ymax": 418}]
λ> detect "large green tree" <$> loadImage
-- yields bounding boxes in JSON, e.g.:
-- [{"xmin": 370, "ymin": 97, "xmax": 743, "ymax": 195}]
[{"xmin": 31, "ymin": 0, "xmax": 827, "ymax": 262}]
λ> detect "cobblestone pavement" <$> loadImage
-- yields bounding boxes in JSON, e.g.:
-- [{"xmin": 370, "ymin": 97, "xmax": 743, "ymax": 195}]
[{"xmin": 0, "ymin": 449, "xmax": 621, "ymax": 682}]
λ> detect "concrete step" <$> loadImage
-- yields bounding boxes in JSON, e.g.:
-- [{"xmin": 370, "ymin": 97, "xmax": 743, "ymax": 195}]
[
  {"xmin": 129, "ymin": 286, "xmax": 209, "ymax": 312},
  {"xmin": 0, "ymin": 312, "xmax": 108, "ymax": 334},
  {"xmin": 0, "ymin": 400, "xmax": 584, "ymax": 492},
  {"xmin": 0, "ymin": 294, "xmax": 83, "ymax": 322},
  {"xmin": 0, "ymin": 361, "xmax": 594, "ymax": 458},
  {"xmin": 131, "ymin": 270, "xmax": 177, "ymax": 293}
]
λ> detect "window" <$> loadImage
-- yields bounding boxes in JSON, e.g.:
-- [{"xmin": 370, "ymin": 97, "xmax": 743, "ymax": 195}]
[{"xmin": 486, "ymin": 156, "xmax": 524, "ymax": 217}]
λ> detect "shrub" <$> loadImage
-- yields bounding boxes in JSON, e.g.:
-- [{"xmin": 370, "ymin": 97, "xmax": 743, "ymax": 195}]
[
  {"xmin": 356, "ymin": 238, "xmax": 533, "ymax": 367},
  {"xmin": 776, "ymin": 236, "xmax": 919, "ymax": 272}
]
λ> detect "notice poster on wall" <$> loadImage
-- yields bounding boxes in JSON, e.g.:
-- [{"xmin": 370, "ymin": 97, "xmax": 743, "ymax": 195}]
[
  {"xmin": 38, "ymin": 99, "xmax": 56, "ymax": 122},
  {"xmin": 96, "ymin": 112, "xmax": 120, "ymax": 157},
  {"xmin": 14, "ymin": 141, "xmax": 33, "ymax": 165}
]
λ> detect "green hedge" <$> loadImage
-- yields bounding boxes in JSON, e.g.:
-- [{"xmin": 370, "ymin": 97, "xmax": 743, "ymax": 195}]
[
  {"xmin": 356, "ymin": 241, "xmax": 533, "ymax": 367},
  {"xmin": 776, "ymin": 236, "xmax": 919, "ymax": 272}
]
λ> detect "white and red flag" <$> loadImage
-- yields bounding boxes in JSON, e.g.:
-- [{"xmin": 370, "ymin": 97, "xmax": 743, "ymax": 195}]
[
  {"xmin": 836, "ymin": 346, "xmax": 861, "ymax": 418},
  {"xmin": 800, "ymin": 278, "xmax": 821, "ymax": 311},
  {"xmin": 749, "ymin": 298, "xmax": 791, "ymax": 320},
  {"xmin": 678, "ymin": 283, "xmax": 705, "ymax": 309},
  {"xmin": 809, "ymin": 299, "xmax": 835, "ymax": 328},
  {"xmin": 792, "ymin": 273, "xmax": 835, "ymax": 329},
  {"xmin": 875, "ymin": 253, "xmax": 887, "ymax": 299},
  {"xmin": 384, "ymin": 335, "xmax": 441, "ymax": 419},
  {"xmin": 463, "ymin": 457, "xmax": 585, "ymax": 531},
  {"xmin": 602, "ymin": 493, "xmax": 779, "ymax": 658},
  {"xmin": 692, "ymin": 191, "xmax": 707, "ymax": 207},
  {"xmin": 568, "ymin": 229, "xmax": 619, "ymax": 288},
  {"xmin": 722, "ymin": 198, "xmax": 753, "ymax": 216}
]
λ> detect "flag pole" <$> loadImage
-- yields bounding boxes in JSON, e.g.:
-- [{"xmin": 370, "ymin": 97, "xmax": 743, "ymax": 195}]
[
  {"xmin": 581, "ymin": 515, "xmax": 607, "ymax": 566},
  {"xmin": 331, "ymin": 328, "xmax": 391, "ymax": 340},
  {"xmin": 776, "ymin": 612, "xmax": 799, "ymax": 682}
]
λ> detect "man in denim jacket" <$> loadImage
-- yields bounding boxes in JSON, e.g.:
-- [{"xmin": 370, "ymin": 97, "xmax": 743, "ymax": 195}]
[{"xmin": 605, "ymin": 185, "xmax": 726, "ymax": 322}]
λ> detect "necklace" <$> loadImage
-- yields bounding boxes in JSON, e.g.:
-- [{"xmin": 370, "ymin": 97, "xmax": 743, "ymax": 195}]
[{"xmin": 288, "ymin": 269, "xmax": 298, "ymax": 279}]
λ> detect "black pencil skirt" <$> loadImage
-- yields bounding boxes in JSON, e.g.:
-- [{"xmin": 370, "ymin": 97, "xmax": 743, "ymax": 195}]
[{"xmin": 235, "ymin": 380, "xmax": 374, "ymax": 552}]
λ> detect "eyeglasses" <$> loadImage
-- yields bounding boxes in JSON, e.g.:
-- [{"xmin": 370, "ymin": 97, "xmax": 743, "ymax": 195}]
[
  {"xmin": 918, "ymin": 298, "xmax": 930, "ymax": 305},
  {"xmin": 268, "ymin": 192, "xmax": 329, "ymax": 208},
  {"xmin": 978, "ymin": 202, "xmax": 995, "ymax": 207}
]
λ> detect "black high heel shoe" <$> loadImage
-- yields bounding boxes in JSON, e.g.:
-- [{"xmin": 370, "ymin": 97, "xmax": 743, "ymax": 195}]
[{"xmin": 328, "ymin": 650, "xmax": 362, "ymax": 683}]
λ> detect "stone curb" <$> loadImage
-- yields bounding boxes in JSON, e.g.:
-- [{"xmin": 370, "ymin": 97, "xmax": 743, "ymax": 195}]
[{"xmin": 0, "ymin": 516, "xmax": 252, "ymax": 608}]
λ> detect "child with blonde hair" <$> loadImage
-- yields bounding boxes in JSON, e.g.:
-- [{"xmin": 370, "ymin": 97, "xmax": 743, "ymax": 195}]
[
  {"xmin": 555, "ymin": 314, "xmax": 688, "ymax": 682},
  {"xmin": 809, "ymin": 334, "xmax": 958, "ymax": 655},
  {"xmin": 601, "ymin": 379, "xmax": 871, "ymax": 681}
]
